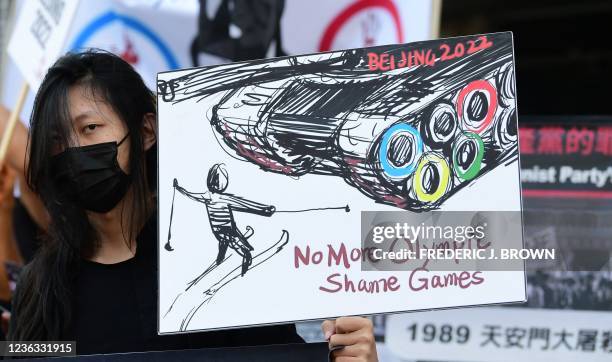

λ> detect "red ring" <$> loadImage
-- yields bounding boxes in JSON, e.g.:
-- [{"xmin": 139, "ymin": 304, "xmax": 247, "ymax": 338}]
[
  {"xmin": 318, "ymin": 0, "xmax": 403, "ymax": 52},
  {"xmin": 456, "ymin": 80, "xmax": 498, "ymax": 134}
]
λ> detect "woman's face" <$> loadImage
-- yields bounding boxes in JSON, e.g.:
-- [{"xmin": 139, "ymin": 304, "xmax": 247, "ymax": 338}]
[{"xmin": 64, "ymin": 83, "xmax": 131, "ymax": 173}]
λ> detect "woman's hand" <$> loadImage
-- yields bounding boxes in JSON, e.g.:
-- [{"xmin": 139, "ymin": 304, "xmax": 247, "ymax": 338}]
[{"xmin": 322, "ymin": 317, "xmax": 378, "ymax": 362}]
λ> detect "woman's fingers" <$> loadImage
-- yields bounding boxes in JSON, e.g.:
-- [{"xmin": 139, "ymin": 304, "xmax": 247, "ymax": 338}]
[
  {"xmin": 335, "ymin": 316, "xmax": 373, "ymax": 334},
  {"xmin": 321, "ymin": 319, "xmax": 336, "ymax": 340},
  {"xmin": 330, "ymin": 342, "xmax": 375, "ymax": 362},
  {"xmin": 329, "ymin": 328, "xmax": 374, "ymax": 348},
  {"xmin": 334, "ymin": 357, "xmax": 364, "ymax": 362},
  {"xmin": 325, "ymin": 317, "xmax": 378, "ymax": 362}
]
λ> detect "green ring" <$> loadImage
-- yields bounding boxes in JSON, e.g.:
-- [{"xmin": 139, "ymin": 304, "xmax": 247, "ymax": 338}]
[{"xmin": 452, "ymin": 132, "xmax": 484, "ymax": 181}]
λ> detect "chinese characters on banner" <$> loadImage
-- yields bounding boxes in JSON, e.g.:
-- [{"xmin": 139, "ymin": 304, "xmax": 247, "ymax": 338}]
[
  {"xmin": 520, "ymin": 122, "xmax": 612, "ymax": 197},
  {"xmin": 386, "ymin": 308, "xmax": 612, "ymax": 362}
]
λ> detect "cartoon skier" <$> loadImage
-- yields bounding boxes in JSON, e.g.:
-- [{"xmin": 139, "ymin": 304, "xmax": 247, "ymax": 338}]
[{"xmin": 169, "ymin": 163, "xmax": 276, "ymax": 276}]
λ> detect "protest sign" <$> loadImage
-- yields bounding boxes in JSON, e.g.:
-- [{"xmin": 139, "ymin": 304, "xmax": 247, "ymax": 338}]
[
  {"xmin": 1, "ymin": 0, "xmax": 79, "ymax": 163},
  {"xmin": 156, "ymin": 32, "xmax": 525, "ymax": 334},
  {"xmin": 7, "ymin": 0, "xmax": 79, "ymax": 90}
]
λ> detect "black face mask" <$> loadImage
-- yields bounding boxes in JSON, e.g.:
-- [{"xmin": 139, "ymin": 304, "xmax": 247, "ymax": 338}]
[{"xmin": 50, "ymin": 134, "xmax": 131, "ymax": 213}]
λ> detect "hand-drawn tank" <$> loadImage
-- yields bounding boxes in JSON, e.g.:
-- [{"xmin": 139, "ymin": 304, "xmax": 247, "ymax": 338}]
[{"xmin": 160, "ymin": 38, "xmax": 518, "ymax": 211}]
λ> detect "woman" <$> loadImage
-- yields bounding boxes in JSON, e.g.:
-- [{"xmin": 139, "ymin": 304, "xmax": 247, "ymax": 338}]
[{"xmin": 5, "ymin": 50, "xmax": 377, "ymax": 361}]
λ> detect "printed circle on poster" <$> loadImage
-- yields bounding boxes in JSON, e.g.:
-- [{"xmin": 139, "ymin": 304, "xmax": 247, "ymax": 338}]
[
  {"xmin": 319, "ymin": 0, "xmax": 404, "ymax": 51},
  {"xmin": 70, "ymin": 10, "xmax": 180, "ymax": 85}
]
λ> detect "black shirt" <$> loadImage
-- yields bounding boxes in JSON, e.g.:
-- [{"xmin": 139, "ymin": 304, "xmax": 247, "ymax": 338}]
[
  {"xmin": 72, "ymin": 215, "xmax": 304, "ymax": 355},
  {"xmin": 12, "ymin": 198, "xmax": 42, "ymax": 264}
]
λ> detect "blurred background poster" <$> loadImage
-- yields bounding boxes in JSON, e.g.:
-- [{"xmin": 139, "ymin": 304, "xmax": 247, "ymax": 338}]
[{"xmin": 0, "ymin": 0, "xmax": 439, "ymax": 124}]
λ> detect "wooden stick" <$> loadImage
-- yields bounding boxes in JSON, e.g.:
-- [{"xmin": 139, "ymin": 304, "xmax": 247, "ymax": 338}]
[
  {"xmin": 0, "ymin": 82, "xmax": 29, "ymax": 164},
  {"xmin": 430, "ymin": 0, "xmax": 442, "ymax": 39}
]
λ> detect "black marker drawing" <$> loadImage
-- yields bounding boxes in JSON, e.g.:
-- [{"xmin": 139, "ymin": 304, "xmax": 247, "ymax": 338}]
[
  {"xmin": 168, "ymin": 163, "xmax": 277, "ymax": 276},
  {"xmin": 164, "ymin": 163, "xmax": 348, "ymax": 330},
  {"xmin": 159, "ymin": 33, "xmax": 518, "ymax": 212},
  {"xmin": 158, "ymin": 33, "xmax": 521, "ymax": 332}
]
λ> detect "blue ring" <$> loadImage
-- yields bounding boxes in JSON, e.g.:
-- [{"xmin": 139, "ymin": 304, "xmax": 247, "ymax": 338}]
[
  {"xmin": 70, "ymin": 11, "xmax": 179, "ymax": 69},
  {"xmin": 378, "ymin": 123, "xmax": 423, "ymax": 178}
]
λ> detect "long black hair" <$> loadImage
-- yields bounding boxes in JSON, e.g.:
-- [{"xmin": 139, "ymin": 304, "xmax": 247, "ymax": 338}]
[{"xmin": 8, "ymin": 50, "xmax": 157, "ymax": 340}]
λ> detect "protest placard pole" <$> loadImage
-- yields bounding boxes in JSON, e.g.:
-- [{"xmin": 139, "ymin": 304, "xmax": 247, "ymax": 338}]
[
  {"xmin": 430, "ymin": 0, "xmax": 442, "ymax": 38},
  {"xmin": 0, "ymin": 82, "xmax": 29, "ymax": 164}
]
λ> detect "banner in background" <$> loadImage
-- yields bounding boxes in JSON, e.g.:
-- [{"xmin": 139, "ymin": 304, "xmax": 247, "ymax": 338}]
[
  {"xmin": 1, "ymin": 0, "xmax": 198, "ymax": 121},
  {"xmin": 519, "ymin": 120, "xmax": 612, "ymax": 199},
  {"xmin": 190, "ymin": 0, "xmax": 434, "ymax": 64},
  {"xmin": 2, "ymin": 0, "xmax": 436, "ymax": 124},
  {"xmin": 7, "ymin": 0, "xmax": 80, "ymax": 89},
  {"xmin": 282, "ymin": 0, "xmax": 433, "ymax": 54},
  {"xmin": 386, "ymin": 307, "xmax": 612, "ymax": 362}
]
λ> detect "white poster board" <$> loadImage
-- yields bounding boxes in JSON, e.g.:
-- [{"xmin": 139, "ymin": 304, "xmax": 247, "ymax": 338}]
[
  {"xmin": 7, "ymin": 0, "xmax": 79, "ymax": 89},
  {"xmin": 157, "ymin": 32, "xmax": 525, "ymax": 334}
]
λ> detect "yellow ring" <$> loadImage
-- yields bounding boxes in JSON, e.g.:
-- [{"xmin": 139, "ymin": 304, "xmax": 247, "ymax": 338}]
[{"xmin": 412, "ymin": 153, "xmax": 451, "ymax": 202}]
